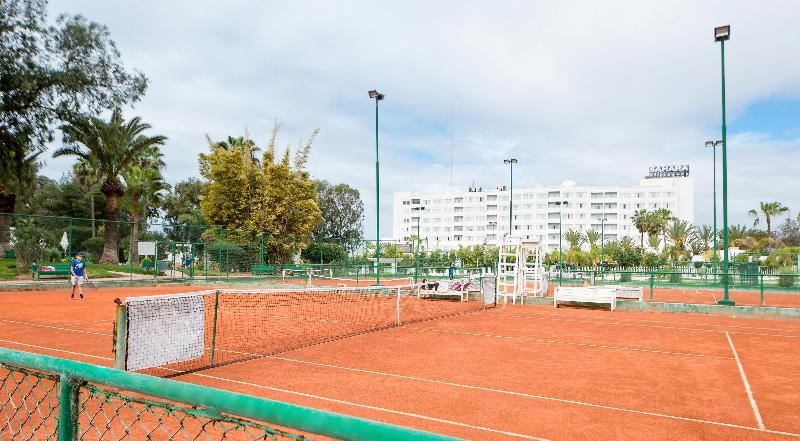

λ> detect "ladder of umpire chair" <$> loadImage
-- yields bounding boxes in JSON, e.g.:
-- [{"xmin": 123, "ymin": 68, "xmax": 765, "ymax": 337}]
[
  {"xmin": 497, "ymin": 235, "xmax": 521, "ymax": 304},
  {"xmin": 520, "ymin": 239, "xmax": 546, "ymax": 297}
]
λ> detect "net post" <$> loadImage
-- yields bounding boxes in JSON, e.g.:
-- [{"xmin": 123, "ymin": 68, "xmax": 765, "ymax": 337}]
[
  {"xmin": 210, "ymin": 290, "xmax": 221, "ymax": 367},
  {"xmin": 57, "ymin": 373, "xmax": 79, "ymax": 441},
  {"xmin": 112, "ymin": 298, "xmax": 128, "ymax": 370},
  {"xmin": 396, "ymin": 288, "xmax": 401, "ymax": 326}
]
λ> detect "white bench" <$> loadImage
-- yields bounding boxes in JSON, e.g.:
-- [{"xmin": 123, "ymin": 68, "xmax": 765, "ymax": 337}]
[
  {"xmin": 417, "ymin": 279, "xmax": 476, "ymax": 302},
  {"xmin": 554, "ymin": 286, "xmax": 616, "ymax": 311}
]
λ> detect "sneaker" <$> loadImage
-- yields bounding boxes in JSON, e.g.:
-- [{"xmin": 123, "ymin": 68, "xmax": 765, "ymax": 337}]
[{"xmin": 79, "ymin": 296, "xmax": 85, "ymax": 301}]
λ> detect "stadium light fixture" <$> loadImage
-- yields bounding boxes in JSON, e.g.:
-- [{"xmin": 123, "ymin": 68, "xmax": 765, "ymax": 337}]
[
  {"xmin": 714, "ymin": 25, "xmax": 730, "ymax": 42},
  {"xmin": 369, "ymin": 89, "xmax": 385, "ymax": 285}
]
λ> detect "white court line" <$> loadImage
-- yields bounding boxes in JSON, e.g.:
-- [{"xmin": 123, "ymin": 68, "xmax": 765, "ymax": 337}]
[
  {"xmin": 725, "ymin": 332, "xmax": 765, "ymax": 430},
  {"xmin": 711, "ymin": 292, "xmax": 719, "ymax": 303},
  {"xmin": 0, "ymin": 339, "xmax": 112, "ymax": 361},
  {"xmin": 502, "ymin": 315, "xmax": 800, "ymax": 339},
  {"xmin": 0, "ymin": 319, "xmax": 112, "ymax": 336},
  {"xmin": 411, "ymin": 328, "xmax": 731, "ymax": 360},
  {"xmin": 501, "ymin": 310, "xmax": 800, "ymax": 333},
  {"xmin": 3, "ymin": 338, "xmax": 799, "ymax": 439}
]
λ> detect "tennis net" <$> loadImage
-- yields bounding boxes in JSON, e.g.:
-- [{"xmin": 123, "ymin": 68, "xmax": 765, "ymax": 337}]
[{"xmin": 114, "ymin": 283, "xmax": 494, "ymax": 376}]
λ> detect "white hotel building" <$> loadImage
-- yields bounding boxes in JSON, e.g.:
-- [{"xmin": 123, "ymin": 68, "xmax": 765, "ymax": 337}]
[{"xmin": 392, "ymin": 167, "xmax": 694, "ymax": 251}]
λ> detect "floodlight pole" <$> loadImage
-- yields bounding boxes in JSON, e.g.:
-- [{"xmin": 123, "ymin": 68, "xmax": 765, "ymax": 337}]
[
  {"xmin": 504, "ymin": 159, "xmax": 517, "ymax": 235},
  {"xmin": 369, "ymin": 90, "xmax": 385, "ymax": 286},
  {"xmin": 600, "ymin": 218, "xmax": 606, "ymax": 269},
  {"xmin": 558, "ymin": 201, "xmax": 567, "ymax": 286},
  {"xmin": 414, "ymin": 207, "xmax": 424, "ymax": 283},
  {"xmin": 710, "ymin": 141, "xmax": 718, "ymax": 276},
  {"xmin": 715, "ymin": 29, "xmax": 733, "ymax": 305}
]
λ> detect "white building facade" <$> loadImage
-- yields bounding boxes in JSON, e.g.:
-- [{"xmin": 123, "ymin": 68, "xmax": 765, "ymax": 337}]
[{"xmin": 392, "ymin": 168, "xmax": 693, "ymax": 251}]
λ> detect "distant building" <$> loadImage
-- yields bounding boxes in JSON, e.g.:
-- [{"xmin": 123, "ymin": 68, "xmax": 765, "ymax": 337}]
[{"xmin": 392, "ymin": 168, "xmax": 693, "ymax": 251}]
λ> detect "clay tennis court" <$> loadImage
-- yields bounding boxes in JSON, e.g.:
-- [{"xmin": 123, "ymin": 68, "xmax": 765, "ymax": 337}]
[{"xmin": 1, "ymin": 284, "xmax": 799, "ymax": 440}]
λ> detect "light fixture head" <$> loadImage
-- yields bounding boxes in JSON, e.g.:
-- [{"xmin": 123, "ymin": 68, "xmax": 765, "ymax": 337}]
[
  {"xmin": 368, "ymin": 90, "xmax": 385, "ymax": 100},
  {"xmin": 503, "ymin": 158, "xmax": 518, "ymax": 164},
  {"xmin": 705, "ymin": 141, "xmax": 715, "ymax": 148},
  {"xmin": 714, "ymin": 25, "xmax": 730, "ymax": 42},
  {"xmin": 715, "ymin": 140, "xmax": 723, "ymax": 147}
]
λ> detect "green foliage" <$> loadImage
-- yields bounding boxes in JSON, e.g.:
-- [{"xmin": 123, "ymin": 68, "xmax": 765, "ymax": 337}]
[
  {"xmin": 454, "ymin": 244, "xmax": 498, "ymax": 268},
  {"xmin": 619, "ymin": 272, "xmax": 632, "ymax": 282},
  {"xmin": 749, "ymin": 202, "xmax": 790, "ymax": 238},
  {"xmin": 81, "ymin": 237, "xmax": 104, "ymax": 262},
  {"xmin": 313, "ymin": 180, "xmax": 364, "ymax": 251},
  {"xmin": 0, "ymin": 0, "xmax": 146, "ymax": 200},
  {"xmin": 13, "ymin": 218, "xmax": 46, "ymax": 272},
  {"xmin": 200, "ymin": 123, "xmax": 322, "ymax": 263},
  {"xmin": 162, "ymin": 178, "xmax": 206, "ymax": 242},
  {"xmin": 778, "ymin": 267, "xmax": 797, "ymax": 288},
  {"xmin": 763, "ymin": 247, "xmax": 800, "ymax": 270},
  {"xmin": 301, "ymin": 242, "xmax": 348, "ymax": 264},
  {"xmin": 563, "ymin": 229, "xmax": 585, "ymax": 250},
  {"xmin": 642, "ymin": 252, "xmax": 660, "ymax": 267}
]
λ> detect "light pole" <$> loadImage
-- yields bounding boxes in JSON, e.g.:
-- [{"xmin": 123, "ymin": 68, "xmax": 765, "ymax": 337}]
[
  {"xmin": 714, "ymin": 25, "xmax": 734, "ymax": 305},
  {"xmin": 368, "ymin": 90, "xmax": 385, "ymax": 285},
  {"xmin": 705, "ymin": 140, "xmax": 722, "ymax": 277},
  {"xmin": 504, "ymin": 159, "xmax": 518, "ymax": 235},
  {"xmin": 413, "ymin": 207, "xmax": 425, "ymax": 283},
  {"xmin": 555, "ymin": 200, "xmax": 568, "ymax": 286},
  {"xmin": 600, "ymin": 218, "xmax": 607, "ymax": 269}
]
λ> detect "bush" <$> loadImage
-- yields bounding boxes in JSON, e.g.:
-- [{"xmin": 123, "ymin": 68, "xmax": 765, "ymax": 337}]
[
  {"xmin": 41, "ymin": 246, "xmax": 62, "ymax": 262},
  {"xmin": 13, "ymin": 218, "xmax": 46, "ymax": 273},
  {"xmin": 619, "ymin": 272, "xmax": 632, "ymax": 282},
  {"xmin": 81, "ymin": 237, "xmax": 104, "ymax": 262},
  {"xmin": 778, "ymin": 267, "xmax": 797, "ymax": 288},
  {"xmin": 301, "ymin": 242, "xmax": 348, "ymax": 264},
  {"xmin": 669, "ymin": 272, "xmax": 682, "ymax": 284}
]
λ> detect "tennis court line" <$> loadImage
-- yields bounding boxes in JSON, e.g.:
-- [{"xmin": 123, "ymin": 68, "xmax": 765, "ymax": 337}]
[
  {"xmin": 711, "ymin": 292, "xmax": 719, "ymax": 302},
  {"xmin": 198, "ymin": 363, "xmax": 800, "ymax": 439},
  {"xmin": 502, "ymin": 315, "xmax": 800, "ymax": 339},
  {"xmin": 2, "ymin": 338, "xmax": 797, "ymax": 439},
  {"xmin": 0, "ymin": 319, "xmax": 112, "ymax": 337},
  {"xmin": 0, "ymin": 339, "xmax": 112, "ymax": 362},
  {"xmin": 725, "ymin": 332, "xmax": 765, "ymax": 430},
  {"xmin": 501, "ymin": 310, "xmax": 800, "ymax": 333},
  {"xmin": 411, "ymin": 328, "xmax": 731, "ymax": 360}
]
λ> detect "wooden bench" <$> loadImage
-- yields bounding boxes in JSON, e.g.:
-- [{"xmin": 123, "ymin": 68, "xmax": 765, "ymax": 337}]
[
  {"xmin": 32, "ymin": 263, "xmax": 72, "ymax": 280},
  {"xmin": 554, "ymin": 286, "xmax": 616, "ymax": 311},
  {"xmin": 251, "ymin": 264, "xmax": 277, "ymax": 275}
]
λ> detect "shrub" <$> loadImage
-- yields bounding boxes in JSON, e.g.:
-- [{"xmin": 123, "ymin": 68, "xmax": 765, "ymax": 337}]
[
  {"xmin": 669, "ymin": 272, "xmax": 682, "ymax": 284},
  {"xmin": 778, "ymin": 267, "xmax": 797, "ymax": 288},
  {"xmin": 13, "ymin": 218, "xmax": 46, "ymax": 273},
  {"xmin": 301, "ymin": 242, "xmax": 348, "ymax": 264},
  {"xmin": 619, "ymin": 272, "xmax": 632, "ymax": 282}
]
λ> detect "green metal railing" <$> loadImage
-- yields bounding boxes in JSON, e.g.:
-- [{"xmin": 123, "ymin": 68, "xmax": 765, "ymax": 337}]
[{"xmin": 0, "ymin": 347, "xmax": 460, "ymax": 441}]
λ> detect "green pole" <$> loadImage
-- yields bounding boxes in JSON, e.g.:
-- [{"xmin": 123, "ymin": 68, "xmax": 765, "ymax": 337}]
[
  {"xmin": 374, "ymin": 95, "xmax": 382, "ymax": 286},
  {"xmin": 600, "ymin": 218, "xmax": 605, "ymax": 270},
  {"xmin": 509, "ymin": 161, "xmax": 513, "ymax": 234},
  {"xmin": 759, "ymin": 273, "xmax": 764, "ymax": 307},
  {"xmin": 259, "ymin": 233, "xmax": 264, "ymax": 266},
  {"xmin": 558, "ymin": 201, "xmax": 564, "ymax": 286},
  {"xmin": 718, "ymin": 37, "xmax": 734, "ymax": 305},
  {"xmin": 414, "ymin": 216, "xmax": 421, "ymax": 283},
  {"xmin": 67, "ymin": 218, "xmax": 72, "ymax": 257},
  {"xmin": 649, "ymin": 271, "xmax": 655, "ymax": 301},
  {"xmin": 210, "ymin": 290, "xmax": 220, "ymax": 367},
  {"xmin": 218, "ymin": 226, "xmax": 223, "ymax": 275},
  {"xmin": 712, "ymin": 143, "xmax": 718, "ymax": 277},
  {"xmin": 57, "ymin": 374, "xmax": 78, "ymax": 441}
]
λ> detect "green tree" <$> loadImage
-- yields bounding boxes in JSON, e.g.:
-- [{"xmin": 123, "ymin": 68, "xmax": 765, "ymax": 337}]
[
  {"xmin": 665, "ymin": 219, "xmax": 694, "ymax": 261},
  {"xmin": 632, "ymin": 209, "xmax": 649, "ymax": 251},
  {"xmin": 727, "ymin": 224, "xmax": 752, "ymax": 242},
  {"xmin": 54, "ymin": 110, "xmax": 167, "ymax": 263},
  {"xmin": 563, "ymin": 229, "xmax": 585, "ymax": 250},
  {"xmin": 585, "ymin": 229, "xmax": 600, "ymax": 249},
  {"xmin": 694, "ymin": 225, "xmax": 714, "ymax": 252},
  {"xmin": 313, "ymin": 180, "xmax": 365, "ymax": 251},
  {"xmin": 73, "ymin": 160, "xmax": 103, "ymax": 237},
  {"xmin": 0, "ymin": 0, "xmax": 146, "ymax": 212},
  {"xmin": 122, "ymin": 166, "xmax": 170, "ymax": 263},
  {"xmin": 161, "ymin": 178, "xmax": 206, "ymax": 242},
  {"xmin": 748, "ymin": 202, "xmax": 790, "ymax": 238}
]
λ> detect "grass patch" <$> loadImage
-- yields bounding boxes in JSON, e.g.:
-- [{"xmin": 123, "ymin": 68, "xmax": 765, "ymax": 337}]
[{"xmin": 0, "ymin": 258, "xmax": 17, "ymax": 279}]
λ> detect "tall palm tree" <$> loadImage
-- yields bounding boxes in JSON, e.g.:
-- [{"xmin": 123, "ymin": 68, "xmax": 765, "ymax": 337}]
[
  {"xmin": 54, "ymin": 110, "xmax": 167, "ymax": 263},
  {"xmin": 564, "ymin": 229, "xmax": 585, "ymax": 250},
  {"xmin": 666, "ymin": 219, "xmax": 694, "ymax": 253},
  {"xmin": 632, "ymin": 209, "xmax": 649, "ymax": 251},
  {"xmin": 122, "ymin": 166, "xmax": 171, "ymax": 264},
  {"xmin": 73, "ymin": 160, "xmax": 103, "ymax": 238},
  {"xmin": 727, "ymin": 224, "xmax": 752, "ymax": 242},
  {"xmin": 694, "ymin": 225, "xmax": 714, "ymax": 251},
  {"xmin": 748, "ymin": 202, "xmax": 790, "ymax": 238},
  {"xmin": 585, "ymin": 229, "xmax": 600, "ymax": 248},
  {"xmin": 650, "ymin": 208, "xmax": 673, "ymax": 249}
]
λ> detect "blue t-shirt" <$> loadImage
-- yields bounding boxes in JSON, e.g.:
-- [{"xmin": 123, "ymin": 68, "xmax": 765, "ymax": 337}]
[{"xmin": 71, "ymin": 260, "xmax": 87, "ymax": 277}]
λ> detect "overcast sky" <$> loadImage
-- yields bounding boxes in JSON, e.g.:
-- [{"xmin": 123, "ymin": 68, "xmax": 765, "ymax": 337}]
[{"xmin": 43, "ymin": 0, "xmax": 800, "ymax": 238}]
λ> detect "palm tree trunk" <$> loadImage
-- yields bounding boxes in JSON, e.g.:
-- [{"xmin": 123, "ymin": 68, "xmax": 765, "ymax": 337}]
[
  {"xmin": 90, "ymin": 194, "xmax": 96, "ymax": 238},
  {"xmin": 131, "ymin": 200, "xmax": 140, "ymax": 265},
  {"xmin": 100, "ymin": 193, "xmax": 120, "ymax": 264}
]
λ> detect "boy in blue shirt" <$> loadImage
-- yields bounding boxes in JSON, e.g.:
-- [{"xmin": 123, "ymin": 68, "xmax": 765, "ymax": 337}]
[{"xmin": 70, "ymin": 253, "xmax": 89, "ymax": 300}]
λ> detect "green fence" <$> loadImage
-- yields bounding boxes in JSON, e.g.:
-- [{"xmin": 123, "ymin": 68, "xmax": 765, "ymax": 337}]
[
  {"xmin": 0, "ymin": 347, "xmax": 459, "ymax": 441},
  {"xmin": 554, "ymin": 268, "xmax": 800, "ymax": 307}
]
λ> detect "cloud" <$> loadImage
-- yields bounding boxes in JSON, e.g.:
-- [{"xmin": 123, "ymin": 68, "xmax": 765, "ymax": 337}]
[{"xmin": 43, "ymin": 0, "xmax": 800, "ymax": 237}]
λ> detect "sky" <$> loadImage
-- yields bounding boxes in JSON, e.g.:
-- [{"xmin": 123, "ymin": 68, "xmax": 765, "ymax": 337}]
[{"xmin": 42, "ymin": 0, "xmax": 800, "ymax": 239}]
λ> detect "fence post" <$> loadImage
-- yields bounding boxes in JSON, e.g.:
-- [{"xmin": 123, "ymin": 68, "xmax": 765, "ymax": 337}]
[
  {"xmin": 67, "ymin": 218, "xmax": 73, "ymax": 258},
  {"xmin": 218, "ymin": 226, "xmax": 223, "ymax": 274},
  {"xmin": 759, "ymin": 273, "xmax": 765, "ymax": 307},
  {"xmin": 649, "ymin": 271, "xmax": 655, "ymax": 302},
  {"xmin": 57, "ymin": 374, "xmax": 79, "ymax": 440}
]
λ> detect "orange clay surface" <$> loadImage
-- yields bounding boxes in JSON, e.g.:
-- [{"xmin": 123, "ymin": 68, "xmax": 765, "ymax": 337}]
[{"xmin": 1, "ymin": 284, "xmax": 800, "ymax": 440}]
